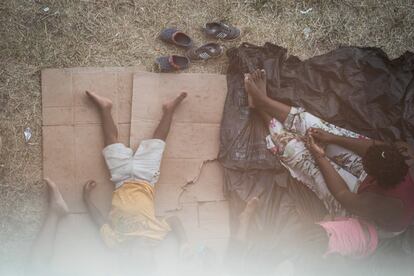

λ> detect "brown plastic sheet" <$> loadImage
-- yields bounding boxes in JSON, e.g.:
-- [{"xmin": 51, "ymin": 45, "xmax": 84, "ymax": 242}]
[{"xmin": 219, "ymin": 43, "xmax": 414, "ymax": 275}]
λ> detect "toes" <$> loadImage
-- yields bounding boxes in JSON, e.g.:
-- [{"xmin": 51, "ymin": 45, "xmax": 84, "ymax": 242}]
[
  {"xmin": 84, "ymin": 180, "xmax": 96, "ymax": 190},
  {"xmin": 251, "ymin": 71, "xmax": 256, "ymax": 81},
  {"xmin": 260, "ymin": 69, "xmax": 266, "ymax": 80},
  {"xmin": 177, "ymin": 92, "xmax": 187, "ymax": 101},
  {"xmin": 255, "ymin": 69, "xmax": 261, "ymax": 80},
  {"xmin": 85, "ymin": 90, "xmax": 94, "ymax": 98},
  {"xmin": 89, "ymin": 181, "xmax": 96, "ymax": 188},
  {"xmin": 244, "ymin": 73, "xmax": 252, "ymax": 83},
  {"xmin": 253, "ymin": 69, "xmax": 259, "ymax": 81}
]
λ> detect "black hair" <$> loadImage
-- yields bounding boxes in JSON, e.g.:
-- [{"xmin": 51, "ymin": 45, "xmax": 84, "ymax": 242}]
[{"xmin": 362, "ymin": 144, "xmax": 408, "ymax": 189}]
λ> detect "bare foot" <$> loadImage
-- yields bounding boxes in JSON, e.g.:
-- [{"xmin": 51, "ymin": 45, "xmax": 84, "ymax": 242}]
[
  {"xmin": 252, "ymin": 69, "xmax": 267, "ymax": 96},
  {"xmin": 82, "ymin": 180, "xmax": 97, "ymax": 201},
  {"xmin": 244, "ymin": 71, "xmax": 268, "ymax": 108},
  {"xmin": 244, "ymin": 73, "xmax": 256, "ymax": 108},
  {"xmin": 85, "ymin": 91, "xmax": 113, "ymax": 111},
  {"xmin": 44, "ymin": 178, "xmax": 69, "ymax": 217},
  {"xmin": 162, "ymin": 92, "xmax": 187, "ymax": 114}
]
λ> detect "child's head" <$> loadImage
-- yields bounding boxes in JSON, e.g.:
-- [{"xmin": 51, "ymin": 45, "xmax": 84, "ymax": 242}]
[{"xmin": 362, "ymin": 144, "xmax": 408, "ymax": 189}]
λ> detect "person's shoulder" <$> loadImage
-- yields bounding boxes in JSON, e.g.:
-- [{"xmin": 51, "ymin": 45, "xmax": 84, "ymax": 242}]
[{"xmin": 360, "ymin": 191, "xmax": 394, "ymax": 204}]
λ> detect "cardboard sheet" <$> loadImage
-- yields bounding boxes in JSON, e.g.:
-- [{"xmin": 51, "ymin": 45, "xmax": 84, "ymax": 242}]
[
  {"xmin": 42, "ymin": 67, "xmax": 142, "ymax": 213},
  {"xmin": 42, "ymin": 67, "xmax": 141, "ymax": 273},
  {"xmin": 41, "ymin": 68, "xmax": 230, "ymax": 272},
  {"xmin": 130, "ymin": 72, "xmax": 230, "ymax": 256}
]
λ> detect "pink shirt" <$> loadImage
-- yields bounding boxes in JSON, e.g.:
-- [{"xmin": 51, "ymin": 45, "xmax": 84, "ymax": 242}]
[{"xmin": 317, "ymin": 217, "xmax": 378, "ymax": 259}]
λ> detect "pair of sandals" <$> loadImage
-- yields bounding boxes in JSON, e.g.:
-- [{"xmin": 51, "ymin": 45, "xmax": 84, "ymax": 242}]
[{"xmin": 156, "ymin": 22, "xmax": 241, "ymax": 72}]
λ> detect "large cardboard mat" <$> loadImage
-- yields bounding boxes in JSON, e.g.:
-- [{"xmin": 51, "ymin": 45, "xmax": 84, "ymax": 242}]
[
  {"xmin": 42, "ymin": 67, "xmax": 141, "ymax": 213},
  {"xmin": 41, "ymin": 68, "xmax": 230, "ymax": 273},
  {"xmin": 130, "ymin": 72, "xmax": 229, "ymax": 255}
]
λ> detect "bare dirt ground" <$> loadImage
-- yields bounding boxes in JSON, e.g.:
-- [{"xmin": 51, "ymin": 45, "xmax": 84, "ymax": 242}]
[{"xmin": 1, "ymin": 0, "xmax": 413, "ymax": 273}]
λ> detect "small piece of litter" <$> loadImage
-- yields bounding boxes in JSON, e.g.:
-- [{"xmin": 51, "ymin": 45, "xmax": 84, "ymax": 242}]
[
  {"xmin": 43, "ymin": 7, "xmax": 50, "ymax": 12},
  {"xmin": 303, "ymin": 27, "xmax": 311, "ymax": 39},
  {"xmin": 300, "ymin": 8, "xmax": 313, "ymax": 14},
  {"xmin": 24, "ymin": 127, "xmax": 32, "ymax": 143}
]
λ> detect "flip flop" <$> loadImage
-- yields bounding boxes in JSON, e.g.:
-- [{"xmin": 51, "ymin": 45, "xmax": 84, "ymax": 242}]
[
  {"xmin": 185, "ymin": 43, "xmax": 224, "ymax": 61},
  {"xmin": 155, "ymin": 55, "xmax": 190, "ymax": 72},
  {"xmin": 202, "ymin": 22, "xmax": 241, "ymax": 40},
  {"xmin": 159, "ymin": 28, "xmax": 193, "ymax": 48}
]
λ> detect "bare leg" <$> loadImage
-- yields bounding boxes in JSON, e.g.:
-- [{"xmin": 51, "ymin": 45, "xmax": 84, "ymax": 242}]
[
  {"xmin": 28, "ymin": 178, "xmax": 69, "ymax": 274},
  {"xmin": 86, "ymin": 91, "xmax": 118, "ymax": 146},
  {"xmin": 235, "ymin": 197, "xmax": 259, "ymax": 241},
  {"xmin": 257, "ymin": 109, "xmax": 273, "ymax": 128},
  {"xmin": 245, "ymin": 69, "xmax": 291, "ymax": 123},
  {"xmin": 246, "ymin": 69, "xmax": 266, "ymax": 110},
  {"xmin": 152, "ymin": 92, "xmax": 187, "ymax": 141},
  {"xmin": 224, "ymin": 197, "xmax": 259, "ymax": 274},
  {"xmin": 246, "ymin": 70, "xmax": 272, "ymax": 126}
]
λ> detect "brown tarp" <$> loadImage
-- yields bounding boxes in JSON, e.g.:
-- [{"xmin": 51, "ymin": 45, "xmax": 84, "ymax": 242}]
[{"xmin": 219, "ymin": 43, "xmax": 414, "ymax": 275}]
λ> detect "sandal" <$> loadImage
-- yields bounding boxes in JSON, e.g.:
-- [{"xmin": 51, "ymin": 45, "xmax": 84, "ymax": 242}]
[
  {"xmin": 159, "ymin": 28, "xmax": 193, "ymax": 48},
  {"xmin": 155, "ymin": 55, "xmax": 190, "ymax": 72},
  {"xmin": 202, "ymin": 22, "xmax": 240, "ymax": 40},
  {"xmin": 185, "ymin": 43, "xmax": 224, "ymax": 61}
]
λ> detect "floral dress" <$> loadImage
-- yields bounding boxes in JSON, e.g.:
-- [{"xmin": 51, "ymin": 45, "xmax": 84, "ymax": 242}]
[{"xmin": 266, "ymin": 107, "xmax": 368, "ymax": 215}]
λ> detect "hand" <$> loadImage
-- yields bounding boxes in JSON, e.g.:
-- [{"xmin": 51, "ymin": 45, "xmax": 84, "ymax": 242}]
[
  {"xmin": 82, "ymin": 180, "xmax": 97, "ymax": 201},
  {"xmin": 307, "ymin": 128, "xmax": 335, "ymax": 144},
  {"xmin": 306, "ymin": 134, "xmax": 326, "ymax": 159}
]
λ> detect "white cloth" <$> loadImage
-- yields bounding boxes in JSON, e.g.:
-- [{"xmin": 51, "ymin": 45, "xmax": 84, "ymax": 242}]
[
  {"xmin": 266, "ymin": 107, "xmax": 368, "ymax": 215},
  {"xmin": 102, "ymin": 139, "xmax": 165, "ymax": 188}
]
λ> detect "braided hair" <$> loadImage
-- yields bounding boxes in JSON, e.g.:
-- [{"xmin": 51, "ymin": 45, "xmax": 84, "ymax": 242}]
[{"xmin": 362, "ymin": 144, "xmax": 408, "ymax": 189}]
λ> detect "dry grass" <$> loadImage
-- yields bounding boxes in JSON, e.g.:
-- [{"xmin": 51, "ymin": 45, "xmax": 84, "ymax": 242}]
[{"xmin": 0, "ymin": 0, "xmax": 413, "ymax": 272}]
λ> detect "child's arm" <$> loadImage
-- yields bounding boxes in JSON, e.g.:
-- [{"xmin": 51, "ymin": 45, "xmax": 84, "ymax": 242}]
[
  {"xmin": 82, "ymin": 180, "xmax": 106, "ymax": 228},
  {"xmin": 307, "ymin": 134, "xmax": 378, "ymax": 218},
  {"xmin": 166, "ymin": 216, "xmax": 191, "ymax": 257},
  {"xmin": 166, "ymin": 216, "xmax": 188, "ymax": 245},
  {"xmin": 308, "ymin": 128, "xmax": 383, "ymax": 157}
]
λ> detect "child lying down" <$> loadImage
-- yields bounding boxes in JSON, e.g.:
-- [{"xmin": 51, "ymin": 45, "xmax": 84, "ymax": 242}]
[{"xmin": 244, "ymin": 68, "xmax": 413, "ymax": 259}]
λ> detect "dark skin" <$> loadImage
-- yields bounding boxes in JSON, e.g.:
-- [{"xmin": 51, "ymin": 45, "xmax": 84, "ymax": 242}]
[
  {"xmin": 83, "ymin": 180, "xmax": 105, "ymax": 228},
  {"xmin": 307, "ymin": 130, "xmax": 405, "ymax": 229},
  {"xmin": 83, "ymin": 180, "xmax": 189, "ymax": 252},
  {"xmin": 245, "ymin": 68, "xmax": 405, "ymax": 230},
  {"xmin": 82, "ymin": 91, "xmax": 190, "ymax": 252}
]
